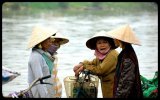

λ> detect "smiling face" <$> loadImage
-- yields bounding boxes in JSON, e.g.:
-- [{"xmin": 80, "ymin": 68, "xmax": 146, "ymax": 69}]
[{"xmin": 96, "ymin": 38, "xmax": 111, "ymax": 54}]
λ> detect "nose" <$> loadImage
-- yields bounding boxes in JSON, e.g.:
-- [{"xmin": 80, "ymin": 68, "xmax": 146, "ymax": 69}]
[{"xmin": 100, "ymin": 43, "xmax": 106, "ymax": 47}]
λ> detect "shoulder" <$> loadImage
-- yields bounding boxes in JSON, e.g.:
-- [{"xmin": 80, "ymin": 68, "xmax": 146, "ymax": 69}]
[
  {"xmin": 123, "ymin": 49, "xmax": 138, "ymax": 62},
  {"xmin": 103, "ymin": 49, "xmax": 119, "ymax": 61},
  {"xmin": 31, "ymin": 50, "xmax": 42, "ymax": 58},
  {"xmin": 29, "ymin": 50, "xmax": 43, "ymax": 62},
  {"xmin": 108, "ymin": 49, "xmax": 119, "ymax": 57}
]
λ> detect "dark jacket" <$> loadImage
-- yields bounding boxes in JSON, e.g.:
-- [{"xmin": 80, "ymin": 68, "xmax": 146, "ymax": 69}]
[{"xmin": 113, "ymin": 44, "xmax": 143, "ymax": 98}]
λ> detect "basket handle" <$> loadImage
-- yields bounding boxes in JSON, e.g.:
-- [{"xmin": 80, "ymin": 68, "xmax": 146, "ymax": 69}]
[{"xmin": 76, "ymin": 69, "xmax": 91, "ymax": 83}]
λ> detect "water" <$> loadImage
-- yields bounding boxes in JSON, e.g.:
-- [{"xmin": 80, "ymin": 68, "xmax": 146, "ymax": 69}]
[{"xmin": 2, "ymin": 12, "xmax": 158, "ymax": 98}]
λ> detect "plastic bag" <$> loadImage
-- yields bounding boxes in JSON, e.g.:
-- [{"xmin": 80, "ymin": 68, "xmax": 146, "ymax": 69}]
[
  {"xmin": 140, "ymin": 71, "xmax": 158, "ymax": 98},
  {"xmin": 72, "ymin": 77, "xmax": 97, "ymax": 98}
]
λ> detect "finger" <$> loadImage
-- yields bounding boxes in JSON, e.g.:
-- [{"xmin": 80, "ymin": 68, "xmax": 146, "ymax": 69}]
[
  {"xmin": 73, "ymin": 67, "xmax": 78, "ymax": 72},
  {"xmin": 75, "ymin": 71, "xmax": 80, "ymax": 76},
  {"xmin": 73, "ymin": 65, "xmax": 81, "ymax": 72},
  {"xmin": 73, "ymin": 66, "xmax": 77, "ymax": 72}
]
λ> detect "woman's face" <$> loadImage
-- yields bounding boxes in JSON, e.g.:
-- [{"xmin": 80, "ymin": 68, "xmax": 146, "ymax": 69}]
[
  {"xmin": 114, "ymin": 39, "xmax": 120, "ymax": 47},
  {"xmin": 41, "ymin": 37, "xmax": 52, "ymax": 51},
  {"xmin": 96, "ymin": 39, "xmax": 111, "ymax": 54},
  {"xmin": 52, "ymin": 38, "xmax": 62, "ymax": 48}
]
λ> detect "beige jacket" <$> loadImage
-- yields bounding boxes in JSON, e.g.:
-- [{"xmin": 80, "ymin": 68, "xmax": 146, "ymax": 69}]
[{"xmin": 82, "ymin": 49, "xmax": 119, "ymax": 98}]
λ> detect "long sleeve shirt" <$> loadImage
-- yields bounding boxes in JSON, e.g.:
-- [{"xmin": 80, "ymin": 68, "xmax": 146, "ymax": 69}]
[{"xmin": 28, "ymin": 48, "xmax": 55, "ymax": 98}]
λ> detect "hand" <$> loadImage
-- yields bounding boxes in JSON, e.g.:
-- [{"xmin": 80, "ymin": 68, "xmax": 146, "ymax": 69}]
[
  {"xmin": 73, "ymin": 63, "xmax": 83, "ymax": 72},
  {"xmin": 75, "ymin": 66, "xmax": 84, "ymax": 76}
]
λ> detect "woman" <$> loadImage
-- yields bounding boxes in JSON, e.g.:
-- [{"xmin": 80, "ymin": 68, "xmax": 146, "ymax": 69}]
[
  {"xmin": 73, "ymin": 30, "xmax": 119, "ymax": 98},
  {"xmin": 47, "ymin": 32, "xmax": 69, "ymax": 97},
  {"xmin": 27, "ymin": 26, "xmax": 59, "ymax": 98},
  {"xmin": 106, "ymin": 24, "xmax": 143, "ymax": 98}
]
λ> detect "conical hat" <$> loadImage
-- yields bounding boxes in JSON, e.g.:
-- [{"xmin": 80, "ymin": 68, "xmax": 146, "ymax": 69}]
[
  {"xmin": 51, "ymin": 32, "xmax": 69, "ymax": 45},
  {"xmin": 86, "ymin": 30, "xmax": 117, "ymax": 50},
  {"xmin": 27, "ymin": 26, "xmax": 58, "ymax": 49},
  {"xmin": 106, "ymin": 24, "xmax": 141, "ymax": 46}
]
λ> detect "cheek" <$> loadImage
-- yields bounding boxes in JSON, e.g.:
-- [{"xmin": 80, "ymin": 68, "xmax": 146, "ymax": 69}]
[
  {"xmin": 106, "ymin": 43, "xmax": 110, "ymax": 48},
  {"xmin": 47, "ymin": 42, "xmax": 52, "ymax": 48},
  {"xmin": 114, "ymin": 40, "xmax": 119, "ymax": 46},
  {"xmin": 96, "ymin": 44, "xmax": 100, "ymax": 49},
  {"xmin": 43, "ymin": 40, "xmax": 52, "ymax": 49},
  {"xmin": 117, "ymin": 41, "xmax": 120, "ymax": 46}
]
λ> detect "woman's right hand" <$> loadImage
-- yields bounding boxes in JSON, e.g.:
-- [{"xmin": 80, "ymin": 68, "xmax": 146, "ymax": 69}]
[
  {"xmin": 73, "ymin": 63, "xmax": 83, "ymax": 72},
  {"xmin": 75, "ymin": 66, "xmax": 84, "ymax": 76}
]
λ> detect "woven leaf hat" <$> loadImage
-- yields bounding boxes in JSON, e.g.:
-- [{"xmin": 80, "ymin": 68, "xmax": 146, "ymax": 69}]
[
  {"xmin": 50, "ymin": 32, "xmax": 69, "ymax": 45},
  {"xmin": 27, "ymin": 26, "xmax": 58, "ymax": 49},
  {"xmin": 106, "ymin": 24, "xmax": 141, "ymax": 46},
  {"xmin": 86, "ymin": 30, "xmax": 117, "ymax": 50}
]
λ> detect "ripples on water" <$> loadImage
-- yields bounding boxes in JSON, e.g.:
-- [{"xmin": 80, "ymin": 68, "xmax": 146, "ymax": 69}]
[{"xmin": 2, "ymin": 13, "xmax": 158, "ymax": 98}]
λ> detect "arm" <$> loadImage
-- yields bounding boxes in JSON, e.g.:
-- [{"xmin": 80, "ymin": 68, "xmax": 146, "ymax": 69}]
[
  {"xmin": 83, "ymin": 50, "xmax": 118, "ymax": 76},
  {"xmin": 73, "ymin": 58, "xmax": 98, "ymax": 74},
  {"xmin": 73, "ymin": 58, "xmax": 97, "ymax": 72}
]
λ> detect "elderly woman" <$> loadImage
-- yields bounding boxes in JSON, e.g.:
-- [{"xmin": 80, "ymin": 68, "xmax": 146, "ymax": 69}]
[
  {"xmin": 106, "ymin": 24, "xmax": 143, "ymax": 98},
  {"xmin": 27, "ymin": 26, "xmax": 59, "ymax": 98},
  {"xmin": 73, "ymin": 30, "xmax": 119, "ymax": 98}
]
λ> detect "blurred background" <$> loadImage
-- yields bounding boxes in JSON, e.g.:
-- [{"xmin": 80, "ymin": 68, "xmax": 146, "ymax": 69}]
[{"xmin": 2, "ymin": 2, "xmax": 158, "ymax": 98}]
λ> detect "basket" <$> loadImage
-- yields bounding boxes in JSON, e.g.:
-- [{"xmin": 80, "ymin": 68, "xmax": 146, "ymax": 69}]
[{"xmin": 64, "ymin": 70, "xmax": 99, "ymax": 98}]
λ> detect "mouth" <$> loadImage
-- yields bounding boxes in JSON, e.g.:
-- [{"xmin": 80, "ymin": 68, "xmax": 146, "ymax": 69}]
[
  {"xmin": 98, "ymin": 48, "xmax": 107, "ymax": 53},
  {"xmin": 100, "ymin": 48, "xmax": 106, "ymax": 51}
]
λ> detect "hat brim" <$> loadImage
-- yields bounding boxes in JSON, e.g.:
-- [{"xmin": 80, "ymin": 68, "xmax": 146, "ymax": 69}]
[
  {"xmin": 106, "ymin": 24, "xmax": 141, "ymax": 46},
  {"xmin": 86, "ymin": 36, "xmax": 117, "ymax": 50},
  {"xmin": 51, "ymin": 36, "xmax": 69, "ymax": 45}
]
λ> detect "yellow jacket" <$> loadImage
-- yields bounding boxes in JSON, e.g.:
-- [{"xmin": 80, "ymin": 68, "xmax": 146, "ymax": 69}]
[{"xmin": 82, "ymin": 49, "xmax": 119, "ymax": 98}]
